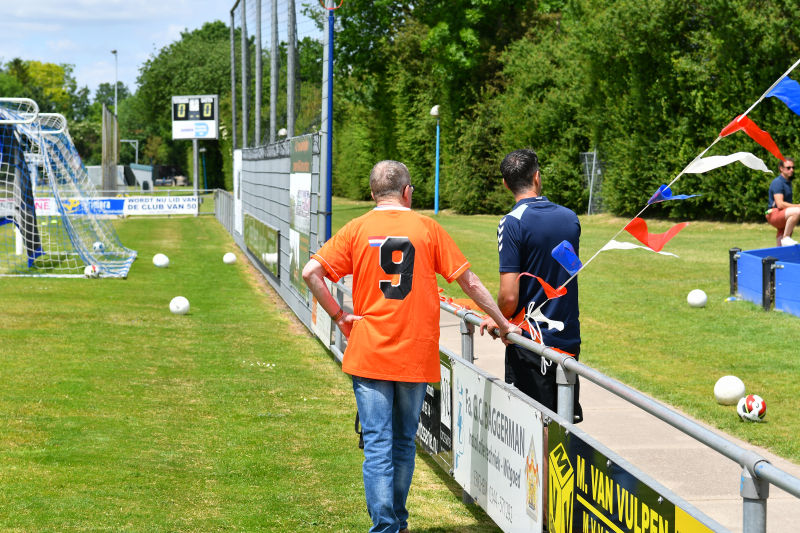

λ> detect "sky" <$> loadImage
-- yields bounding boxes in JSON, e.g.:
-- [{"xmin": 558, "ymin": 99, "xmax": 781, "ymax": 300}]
[{"xmin": 0, "ymin": 0, "xmax": 236, "ymax": 97}]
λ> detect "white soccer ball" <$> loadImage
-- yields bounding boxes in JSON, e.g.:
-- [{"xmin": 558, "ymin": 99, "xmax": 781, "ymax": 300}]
[
  {"xmin": 737, "ymin": 394, "xmax": 767, "ymax": 422},
  {"xmin": 169, "ymin": 296, "xmax": 190, "ymax": 315},
  {"xmin": 713, "ymin": 375, "xmax": 745, "ymax": 405},
  {"xmin": 153, "ymin": 253, "xmax": 170, "ymax": 268},
  {"xmin": 93, "ymin": 241, "xmax": 105, "ymax": 252},
  {"xmin": 83, "ymin": 264, "xmax": 100, "ymax": 278},
  {"xmin": 687, "ymin": 289, "xmax": 707, "ymax": 308},
  {"xmin": 223, "ymin": 252, "xmax": 237, "ymax": 264}
]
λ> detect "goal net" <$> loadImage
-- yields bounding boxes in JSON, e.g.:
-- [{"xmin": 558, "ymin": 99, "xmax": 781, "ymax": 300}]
[{"xmin": 0, "ymin": 98, "xmax": 137, "ymax": 277}]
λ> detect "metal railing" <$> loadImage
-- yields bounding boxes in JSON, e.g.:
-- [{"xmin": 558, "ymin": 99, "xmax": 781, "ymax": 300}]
[{"xmin": 438, "ymin": 300, "xmax": 800, "ymax": 533}]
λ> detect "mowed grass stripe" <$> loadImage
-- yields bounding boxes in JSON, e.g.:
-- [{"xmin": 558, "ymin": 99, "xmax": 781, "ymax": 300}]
[{"xmin": 0, "ymin": 216, "xmax": 500, "ymax": 532}]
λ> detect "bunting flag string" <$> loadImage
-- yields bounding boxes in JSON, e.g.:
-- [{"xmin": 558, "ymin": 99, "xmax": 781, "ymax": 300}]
[
  {"xmin": 551, "ymin": 240, "xmax": 582, "ymax": 275},
  {"xmin": 599, "ymin": 239, "xmax": 679, "ymax": 257},
  {"xmin": 718, "ymin": 115, "xmax": 784, "ymax": 161},
  {"xmin": 527, "ymin": 59, "xmax": 800, "ymax": 319},
  {"xmin": 624, "ymin": 218, "xmax": 690, "ymax": 253},
  {"xmin": 516, "ymin": 272, "xmax": 567, "ymax": 299},
  {"xmin": 683, "ymin": 151, "xmax": 772, "ymax": 174},
  {"xmin": 647, "ymin": 184, "xmax": 701, "ymax": 204},
  {"xmin": 766, "ymin": 76, "xmax": 800, "ymax": 116}
]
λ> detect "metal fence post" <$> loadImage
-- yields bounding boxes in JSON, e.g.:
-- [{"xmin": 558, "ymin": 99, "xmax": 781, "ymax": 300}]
[
  {"xmin": 460, "ymin": 318, "xmax": 474, "ymax": 364},
  {"xmin": 729, "ymin": 247, "xmax": 741, "ymax": 296},
  {"xmin": 761, "ymin": 256, "xmax": 777, "ymax": 311},
  {"xmin": 458, "ymin": 314, "xmax": 475, "ymax": 505},
  {"xmin": 741, "ymin": 466, "xmax": 769, "ymax": 533},
  {"xmin": 556, "ymin": 362, "xmax": 575, "ymax": 423}
]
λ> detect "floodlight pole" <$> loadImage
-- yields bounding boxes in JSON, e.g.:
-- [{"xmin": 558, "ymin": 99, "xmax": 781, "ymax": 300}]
[
  {"xmin": 111, "ymin": 50, "xmax": 118, "ymax": 116},
  {"xmin": 199, "ymin": 147, "xmax": 208, "ymax": 190},
  {"xmin": 193, "ymin": 139, "xmax": 199, "ymax": 213},
  {"xmin": 325, "ymin": 1, "xmax": 334, "ymax": 241},
  {"xmin": 430, "ymin": 105, "xmax": 440, "ymax": 214}
]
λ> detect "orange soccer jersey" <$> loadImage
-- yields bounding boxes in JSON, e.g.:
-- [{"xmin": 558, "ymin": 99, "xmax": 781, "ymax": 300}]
[{"xmin": 312, "ymin": 207, "xmax": 470, "ymax": 382}]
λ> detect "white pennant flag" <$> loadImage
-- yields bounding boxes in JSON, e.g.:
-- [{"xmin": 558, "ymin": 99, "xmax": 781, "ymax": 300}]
[
  {"xmin": 684, "ymin": 151, "xmax": 772, "ymax": 174},
  {"xmin": 600, "ymin": 240, "xmax": 679, "ymax": 257}
]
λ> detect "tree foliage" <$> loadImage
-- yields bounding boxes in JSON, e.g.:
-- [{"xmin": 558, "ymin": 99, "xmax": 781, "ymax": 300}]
[{"xmin": 330, "ymin": 0, "xmax": 800, "ymax": 220}]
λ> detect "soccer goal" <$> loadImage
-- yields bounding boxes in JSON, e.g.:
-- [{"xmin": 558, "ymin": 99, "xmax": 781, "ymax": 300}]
[{"xmin": 0, "ymin": 98, "xmax": 136, "ymax": 277}]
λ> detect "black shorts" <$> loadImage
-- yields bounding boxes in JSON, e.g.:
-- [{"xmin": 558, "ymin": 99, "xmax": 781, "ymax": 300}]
[{"xmin": 505, "ymin": 343, "xmax": 583, "ymax": 423}]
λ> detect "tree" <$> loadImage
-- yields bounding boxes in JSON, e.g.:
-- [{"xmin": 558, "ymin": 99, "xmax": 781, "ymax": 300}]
[{"xmin": 136, "ymin": 20, "xmax": 233, "ymax": 187}]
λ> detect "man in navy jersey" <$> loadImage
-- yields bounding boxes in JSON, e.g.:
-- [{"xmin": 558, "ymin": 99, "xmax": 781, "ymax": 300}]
[
  {"xmin": 484, "ymin": 148, "xmax": 582, "ymax": 422},
  {"xmin": 766, "ymin": 157, "xmax": 800, "ymax": 247}
]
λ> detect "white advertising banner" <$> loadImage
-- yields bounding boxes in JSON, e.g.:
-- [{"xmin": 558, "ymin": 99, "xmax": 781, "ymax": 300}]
[
  {"xmin": 452, "ymin": 358, "xmax": 545, "ymax": 533},
  {"xmin": 123, "ymin": 196, "xmax": 198, "ymax": 215}
]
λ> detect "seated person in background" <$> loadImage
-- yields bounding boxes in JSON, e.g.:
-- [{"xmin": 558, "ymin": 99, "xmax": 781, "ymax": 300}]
[{"xmin": 766, "ymin": 157, "xmax": 800, "ymax": 247}]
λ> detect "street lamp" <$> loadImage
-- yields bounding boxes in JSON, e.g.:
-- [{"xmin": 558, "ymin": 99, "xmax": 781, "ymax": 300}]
[
  {"xmin": 110, "ymin": 50, "xmax": 118, "ymax": 115},
  {"xmin": 430, "ymin": 105, "xmax": 440, "ymax": 214}
]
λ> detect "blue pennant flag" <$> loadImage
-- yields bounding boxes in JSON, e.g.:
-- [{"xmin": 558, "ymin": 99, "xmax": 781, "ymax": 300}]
[
  {"xmin": 647, "ymin": 184, "xmax": 700, "ymax": 205},
  {"xmin": 767, "ymin": 77, "xmax": 800, "ymax": 117},
  {"xmin": 551, "ymin": 240, "xmax": 582, "ymax": 275}
]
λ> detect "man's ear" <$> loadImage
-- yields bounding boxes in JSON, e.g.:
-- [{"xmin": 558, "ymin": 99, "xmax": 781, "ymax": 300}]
[{"xmin": 502, "ymin": 178, "xmax": 510, "ymax": 191}]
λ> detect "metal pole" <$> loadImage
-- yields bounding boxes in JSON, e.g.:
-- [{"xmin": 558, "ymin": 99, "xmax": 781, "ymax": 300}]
[
  {"xmin": 741, "ymin": 466, "xmax": 769, "ymax": 533},
  {"xmin": 287, "ymin": 0, "xmax": 296, "ymax": 137},
  {"xmin": 588, "ymin": 149, "xmax": 597, "ymax": 215},
  {"xmin": 325, "ymin": 5, "xmax": 334, "ymax": 241},
  {"xmin": 730, "ymin": 247, "xmax": 741, "ymax": 296},
  {"xmin": 230, "ymin": 10, "xmax": 238, "ymax": 150},
  {"xmin": 255, "ymin": 0, "xmax": 262, "ymax": 146},
  {"xmin": 459, "ymin": 318, "xmax": 474, "ymax": 364},
  {"xmin": 556, "ymin": 364, "xmax": 576, "ymax": 423},
  {"xmin": 192, "ymin": 139, "xmax": 199, "ymax": 209},
  {"xmin": 241, "ymin": 0, "xmax": 249, "ymax": 148},
  {"xmin": 434, "ymin": 118, "xmax": 440, "ymax": 214},
  {"xmin": 270, "ymin": 0, "xmax": 278, "ymax": 144},
  {"xmin": 111, "ymin": 50, "xmax": 118, "ymax": 116},
  {"xmin": 761, "ymin": 256, "xmax": 776, "ymax": 311}
]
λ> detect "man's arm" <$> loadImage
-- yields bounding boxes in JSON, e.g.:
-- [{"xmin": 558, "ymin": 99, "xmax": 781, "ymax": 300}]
[
  {"xmin": 455, "ymin": 268, "xmax": 519, "ymax": 340},
  {"xmin": 302, "ymin": 258, "xmax": 360, "ymax": 338},
  {"xmin": 497, "ymin": 272, "xmax": 520, "ymax": 318},
  {"xmin": 773, "ymin": 193, "xmax": 800, "ymax": 210}
]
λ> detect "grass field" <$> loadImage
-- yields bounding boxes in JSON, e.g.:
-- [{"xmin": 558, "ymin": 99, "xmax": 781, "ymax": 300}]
[
  {"xmin": 2, "ymin": 203, "xmax": 798, "ymax": 531},
  {"xmin": 333, "ymin": 197, "xmax": 800, "ymax": 464},
  {"xmin": 0, "ymin": 216, "xmax": 500, "ymax": 532}
]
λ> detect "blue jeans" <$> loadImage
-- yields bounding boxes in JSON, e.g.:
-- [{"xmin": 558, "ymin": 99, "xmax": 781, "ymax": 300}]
[{"xmin": 352, "ymin": 376, "xmax": 428, "ymax": 533}]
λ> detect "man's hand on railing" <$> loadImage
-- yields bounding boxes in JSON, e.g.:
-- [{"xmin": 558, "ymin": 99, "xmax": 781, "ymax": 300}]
[{"xmin": 479, "ymin": 317, "xmax": 520, "ymax": 345}]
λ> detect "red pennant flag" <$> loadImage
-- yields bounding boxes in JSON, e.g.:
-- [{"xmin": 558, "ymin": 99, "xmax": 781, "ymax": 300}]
[
  {"xmin": 516, "ymin": 272, "xmax": 567, "ymax": 299},
  {"xmin": 624, "ymin": 218, "xmax": 689, "ymax": 252},
  {"xmin": 719, "ymin": 115, "xmax": 785, "ymax": 161}
]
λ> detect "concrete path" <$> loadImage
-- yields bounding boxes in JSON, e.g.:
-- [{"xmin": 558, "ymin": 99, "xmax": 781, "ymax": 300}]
[{"xmin": 438, "ymin": 309, "xmax": 800, "ymax": 532}]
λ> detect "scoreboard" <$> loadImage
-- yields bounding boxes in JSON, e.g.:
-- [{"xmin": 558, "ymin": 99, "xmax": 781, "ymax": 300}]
[{"xmin": 171, "ymin": 95, "xmax": 219, "ymax": 140}]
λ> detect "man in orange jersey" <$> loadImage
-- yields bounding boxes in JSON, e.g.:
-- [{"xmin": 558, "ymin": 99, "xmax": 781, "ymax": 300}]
[{"xmin": 303, "ymin": 160, "xmax": 517, "ymax": 533}]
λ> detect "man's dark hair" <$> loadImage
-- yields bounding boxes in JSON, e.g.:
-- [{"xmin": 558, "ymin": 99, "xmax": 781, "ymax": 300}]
[
  {"xmin": 370, "ymin": 160, "xmax": 411, "ymax": 200},
  {"xmin": 500, "ymin": 149, "xmax": 539, "ymax": 195}
]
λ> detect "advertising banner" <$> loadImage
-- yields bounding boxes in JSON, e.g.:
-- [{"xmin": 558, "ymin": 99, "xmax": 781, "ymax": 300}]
[
  {"xmin": 289, "ymin": 135, "xmax": 313, "ymax": 298},
  {"xmin": 547, "ymin": 423, "xmax": 715, "ymax": 533},
  {"xmin": 244, "ymin": 213, "xmax": 279, "ymax": 279},
  {"xmin": 123, "ymin": 196, "xmax": 198, "ymax": 215},
  {"xmin": 452, "ymin": 359, "xmax": 545, "ymax": 532},
  {"xmin": 2, "ymin": 197, "xmax": 197, "ymax": 216}
]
